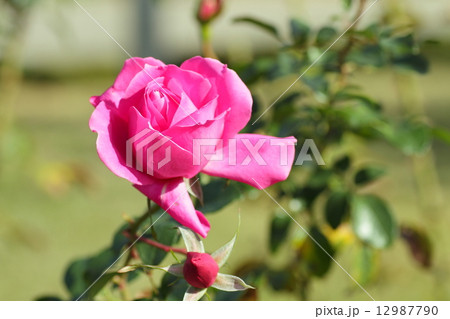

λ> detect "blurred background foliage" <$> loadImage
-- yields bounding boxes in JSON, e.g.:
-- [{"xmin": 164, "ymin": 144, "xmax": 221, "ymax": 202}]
[{"xmin": 1, "ymin": 0, "xmax": 450, "ymax": 300}]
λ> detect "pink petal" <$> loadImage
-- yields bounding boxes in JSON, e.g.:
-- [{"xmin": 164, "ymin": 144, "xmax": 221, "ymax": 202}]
[
  {"xmin": 163, "ymin": 65, "xmax": 212, "ymax": 106},
  {"xmin": 170, "ymin": 93, "xmax": 198, "ymax": 127},
  {"xmin": 201, "ymin": 134, "xmax": 297, "ymax": 189},
  {"xmin": 114, "ymin": 57, "xmax": 165, "ymax": 91},
  {"xmin": 90, "ymin": 57, "xmax": 165, "ymax": 109},
  {"xmin": 181, "ymin": 57, "xmax": 252, "ymax": 140},
  {"xmin": 127, "ymin": 107, "xmax": 202, "ymax": 179},
  {"xmin": 134, "ymin": 178, "xmax": 210, "ymax": 238},
  {"xmin": 163, "ymin": 110, "xmax": 227, "ymax": 170},
  {"xmin": 89, "ymin": 101, "xmax": 154, "ymax": 186}
]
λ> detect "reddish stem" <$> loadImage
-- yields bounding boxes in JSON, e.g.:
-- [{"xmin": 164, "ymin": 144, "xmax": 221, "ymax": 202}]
[{"xmin": 123, "ymin": 231, "xmax": 187, "ymax": 255}]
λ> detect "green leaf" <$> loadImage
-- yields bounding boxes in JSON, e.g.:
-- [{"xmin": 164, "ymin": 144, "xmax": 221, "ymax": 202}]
[
  {"xmin": 303, "ymin": 74, "xmax": 329, "ymax": 94},
  {"xmin": 6, "ymin": 0, "xmax": 38, "ymax": 10},
  {"xmin": 400, "ymin": 225, "xmax": 432, "ymax": 268},
  {"xmin": 381, "ymin": 120, "xmax": 432, "ymax": 155},
  {"xmin": 351, "ymin": 195, "xmax": 398, "ymax": 248},
  {"xmin": 201, "ymin": 180, "xmax": 243, "ymax": 214},
  {"xmin": 157, "ymin": 272, "xmax": 189, "ymax": 301},
  {"xmin": 316, "ymin": 26, "xmax": 338, "ymax": 46},
  {"xmin": 432, "ymin": 127, "xmax": 450, "ymax": 144},
  {"xmin": 295, "ymin": 169, "xmax": 333, "ymax": 207},
  {"xmin": 290, "ymin": 18, "xmax": 310, "ymax": 46},
  {"xmin": 325, "ymin": 191, "xmax": 350, "ymax": 229},
  {"xmin": 272, "ymin": 93, "xmax": 301, "ymax": 123},
  {"xmin": 269, "ymin": 211, "xmax": 291, "ymax": 252},
  {"xmin": 266, "ymin": 270, "xmax": 295, "ymax": 291},
  {"xmin": 393, "ymin": 54, "xmax": 429, "ymax": 74},
  {"xmin": 136, "ymin": 212, "xmax": 180, "ymax": 265},
  {"xmin": 342, "ymin": 0, "xmax": 353, "ymax": 10},
  {"xmin": 348, "ymin": 44, "xmax": 386, "ymax": 67},
  {"xmin": 355, "ymin": 245, "xmax": 377, "ymax": 285},
  {"xmin": 234, "ymin": 17, "xmax": 281, "ymax": 41},
  {"xmin": 334, "ymin": 91, "xmax": 382, "ymax": 111},
  {"xmin": 64, "ymin": 249, "xmax": 117, "ymax": 300},
  {"xmin": 298, "ymin": 227, "xmax": 335, "ymax": 277},
  {"xmin": 268, "ymin": 51, "xmax": 304, "ymax": 80},
  {"xmin": 333, "ymin": 155, "xmax": 351, "ymax": 172},
  {"xmin": 381, "ymin": 34, "xmax": 415, "ymax": 57},
  {"xmin": 354, "ymin": 166, "xmax": 385, "ymax": 186},
  {"xmin": 35, "ymin": 296, "xmax": 63, "ymax": 301},
  {"xmin": 118, "ymin": 263, "xmax": 184, "ymax": 276}
]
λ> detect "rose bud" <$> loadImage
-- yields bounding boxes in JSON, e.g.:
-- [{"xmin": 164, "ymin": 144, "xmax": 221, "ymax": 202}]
[
  {"xmin": 183, "ymin": 252, "xmax": 219, "ymax": 288},
  {"xmin": 197, "ymin": 0, "xmax": 223, "ymax": 24}
]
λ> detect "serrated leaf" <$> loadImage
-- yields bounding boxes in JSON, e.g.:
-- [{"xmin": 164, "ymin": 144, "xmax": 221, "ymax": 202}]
[
  {"xmin": 211, "ymin": 273, "xmax": 254, "ymax": 292},
  {"xmin": 183, "ymin": 286, "xmax": 207, "ymax": 301},
  {"xmin": 354, "ymin": 166, "xmax": 385, "ymax": 186},
  {"xmin": 234, "ymin": 17, "xmax": 281, "ymax": 41},
  {"xmin": 179, "ymin": 227, "xmax": 204, "ymax": 253},
  {"xmin": 211, "ymin": 235, "xmax": 236, "ymax": 267},
  {"xmin": 325, "ymin": 191, "xmax": 350, "ymax": 229},
  {"xmin": 351, "ymin": 195, "xmax": 398, "ymax": 248}
]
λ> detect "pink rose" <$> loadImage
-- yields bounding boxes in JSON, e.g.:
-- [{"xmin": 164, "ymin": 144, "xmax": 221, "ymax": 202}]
[
  {"xmin": 183, "ymin": 252, "xmax": 219, "ymax": 288},
  {"xmin": 89, "ymin": 56, "xmax": 296, "ymax": 237}
]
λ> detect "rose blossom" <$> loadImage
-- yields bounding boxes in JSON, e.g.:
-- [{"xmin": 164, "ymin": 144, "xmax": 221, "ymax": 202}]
[{"xmin": 89, "ymin": 56, "xmax": 296, "ymax": 237}]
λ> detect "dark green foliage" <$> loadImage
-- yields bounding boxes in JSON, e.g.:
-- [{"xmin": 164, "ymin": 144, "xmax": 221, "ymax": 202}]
[
  {"xmin": 270, "ymin": 212, "xmax": 292, "ymax": 252},
  {"xmin": 290, "ymin": 19, "xmax": 310, "ymax": 47},
  {"xmin": 64, "ymin": 249, "xmax": 117, "ymax": 300},
  {"xmin": 233, "ymin": 17, "xmax": 281, "ymax": 41},
  {"xmin": 325, "ymin": 191, "xmax": 350, "ymax": 229},
  {"xmin": 351, "ymin": 195, "xmax": 398, "ymax": 248},
  {"xmin": 297, "ymin": 227, "xmax": 335, "ymax": 277},
  {"xmin": 200, "ymin": 179, "xmax": 244, "ymax": 214},
  {"xmin": 354, "ymin": 166, "xmax": 385, "ymax": 186},
  {"xmin": 135, "ymin": 212, "xmax": 180, "ymax": 265}
]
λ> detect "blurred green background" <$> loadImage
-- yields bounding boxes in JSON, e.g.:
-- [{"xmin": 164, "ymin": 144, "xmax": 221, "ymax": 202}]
[{"xmin": 0, "ymin": 0, "xmax": 449, "ymax": 300}]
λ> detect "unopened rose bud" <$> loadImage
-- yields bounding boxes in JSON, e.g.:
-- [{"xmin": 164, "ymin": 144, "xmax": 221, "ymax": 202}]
[
  {"xmin": 197, "ymin": 0, "xmax": 223, "ymax": 24},
  {"xmin": 183, "ymin": 252, "xmax": 219, "ymax": 288}
]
